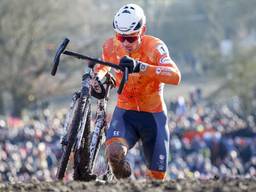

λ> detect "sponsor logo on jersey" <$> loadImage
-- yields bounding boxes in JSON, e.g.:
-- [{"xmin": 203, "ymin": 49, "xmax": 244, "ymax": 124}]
[
  {"xmin": 156, "ymin": 43, "xmax": 169, "ymax": 55},
  {"xmin": 156, "ymin": 67, "xmax": 172, "ymax": 75},
  {"xmin": 156, "ymin": 67, "xmax": 161, "ymax": 74},
  {"xmin": 161, "ymin": 68, "xmax": 172, "ymax": 75},
  {"xmin": 160, "ymin": 55, "xmax": 172, "ymax": 65},
  {"xmin": 113, "ymin": 130, "xmax": 120, "ymax": 136},
  {"xmin": 140, "ymin": 63, "xmax": 148, "ymax": 72}
]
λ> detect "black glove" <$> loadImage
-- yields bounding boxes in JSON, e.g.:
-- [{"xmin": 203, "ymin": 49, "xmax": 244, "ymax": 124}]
[{"xmin": 119, "ymin": 56, "xmax": 140, "ymax": 73}]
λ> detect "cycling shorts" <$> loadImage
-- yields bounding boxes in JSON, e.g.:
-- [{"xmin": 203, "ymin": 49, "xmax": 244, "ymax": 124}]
[{"xmin": 106, "ymin": 107, "xmax": 170, "ymax": 172}]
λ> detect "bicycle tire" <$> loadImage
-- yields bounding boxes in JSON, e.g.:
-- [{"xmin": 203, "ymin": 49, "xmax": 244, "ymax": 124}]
[
  {"xmin": 73, "ymin": 105, "xmax": 94, "ymax": 181},
  {"xmin": 56, "ymin": 97, "xmax": 85, "ymax": 180}
]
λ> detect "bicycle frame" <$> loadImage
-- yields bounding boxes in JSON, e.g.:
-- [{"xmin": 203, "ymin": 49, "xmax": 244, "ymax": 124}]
[
  {"xmin": 58, "ymin": 66, "xmax": 113, "ymax": 180},
  {"xmin": 53, "ymin": 38, "xmax": 119, "ymax": 181}
]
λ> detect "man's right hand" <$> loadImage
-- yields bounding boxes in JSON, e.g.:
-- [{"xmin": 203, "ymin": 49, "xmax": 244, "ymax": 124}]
[
  {"xmin": 90, "ymin": 76, "xmax": 106, "ymax": 99},
  {"xmin": 91, "ymin": 76, "xmax": 102, "ymax": 93}
]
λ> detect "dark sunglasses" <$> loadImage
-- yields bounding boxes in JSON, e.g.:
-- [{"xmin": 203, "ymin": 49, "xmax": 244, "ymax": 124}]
[{"xmin": 116, "ymin": 34, "xmax": 139, "ymax": 43}]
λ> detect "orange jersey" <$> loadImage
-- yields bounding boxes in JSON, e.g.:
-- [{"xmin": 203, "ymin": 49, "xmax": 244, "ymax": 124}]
[{"xmin": 95, "ymin": 35, "xmax": 181, "ymax": 112}]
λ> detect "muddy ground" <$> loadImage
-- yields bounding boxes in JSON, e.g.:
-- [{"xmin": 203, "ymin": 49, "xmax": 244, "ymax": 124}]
[{"xmin": 1, "ymin": 178, "xmax": 256, "ymax": 192}]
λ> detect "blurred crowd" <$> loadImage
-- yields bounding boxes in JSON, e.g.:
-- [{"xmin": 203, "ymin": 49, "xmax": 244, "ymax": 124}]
[
  {"xmin": 130, "ymin": 89, "xmax": 256, "ymax": 179},
  {"xmin": 166, "ymin": 95, "xmax": 256, "ymax": 179},
  {"xmin": 1, "ymin": 88, "xmax": 256, "ymax": 182},
  {"xmin": 0, "ymin": 111, "xmax": 64, "ymax": 182}
]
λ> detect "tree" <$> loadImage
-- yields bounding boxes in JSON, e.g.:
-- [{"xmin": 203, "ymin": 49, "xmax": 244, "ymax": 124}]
[
  {"xmin": 226, "ymin": 48, "xmax": 256, "ymax": 116},
  {"xmin": 0, "ymin": 0, "xmax": 112, "ymax": 116}
]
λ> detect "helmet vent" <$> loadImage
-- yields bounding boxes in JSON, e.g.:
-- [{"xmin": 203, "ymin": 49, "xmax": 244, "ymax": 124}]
[
  {"xmin": 122, "ymin": 10, "xmax": 131, "ymax": 14},
  {"xmin": 134, "ymin": 19, "xmax": 142, "ymax": 30}
]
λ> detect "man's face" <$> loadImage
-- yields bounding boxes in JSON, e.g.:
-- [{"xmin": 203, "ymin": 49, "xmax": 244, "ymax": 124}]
[{"xmin": 116, "ymin": 33, "xmax": 142, "ymax": 52}]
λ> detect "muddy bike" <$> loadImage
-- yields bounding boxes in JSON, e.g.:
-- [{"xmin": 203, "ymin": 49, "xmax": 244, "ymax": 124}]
[{"xmin": 51, "ymin": 38, "xmax": 128, "ymax": 181}]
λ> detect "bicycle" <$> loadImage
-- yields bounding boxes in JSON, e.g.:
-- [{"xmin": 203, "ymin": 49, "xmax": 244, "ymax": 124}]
[{"xmin": 51, "ymin": 38, "xmax": 129, "ymax": 181}]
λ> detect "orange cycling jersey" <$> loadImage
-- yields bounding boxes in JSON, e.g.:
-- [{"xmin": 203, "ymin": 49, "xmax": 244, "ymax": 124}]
[{"xmin": 95, "ymin": 35, "xmax": 181, "ymax": 113}]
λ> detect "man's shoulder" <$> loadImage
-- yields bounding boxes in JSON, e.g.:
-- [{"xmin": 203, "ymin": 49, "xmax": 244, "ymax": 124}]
[
  {"xmin": 142, "ymin": 35, "xmax": 165, "ymax": 50},
  {"xmin": 102, "ymin": 36, "xmax": 122, "ymax": 53},
  {"xmin": 102, "ymin": 37, "xmax": 115, "ymax": 48},
  {"xmin": 143, "ymin": 35, "xmax": 163, "ymax": 44}
]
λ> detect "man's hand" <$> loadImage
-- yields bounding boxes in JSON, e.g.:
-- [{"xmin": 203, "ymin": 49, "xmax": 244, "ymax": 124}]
[
  {"xmin": 91, "ymin": 76, "xmax": 102, "ymax": 93},
  {"xmin": 90, "ymin": 76, "xmax": 106, "ymax": 99},
  {"xmin": 119, "ymin": 56, "xmax": 140, "ymax": 73}
]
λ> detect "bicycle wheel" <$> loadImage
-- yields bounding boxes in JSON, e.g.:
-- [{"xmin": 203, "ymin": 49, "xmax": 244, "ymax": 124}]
[
  {"xmin": 56, "ymin": 96, "xmax": 87, "ymax": 180},
  {"xmin": 73, "ymin": 105, "xmax": 96, "ymax": 181}
]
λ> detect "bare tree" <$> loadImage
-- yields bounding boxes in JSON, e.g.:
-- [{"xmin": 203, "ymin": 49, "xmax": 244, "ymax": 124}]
[{"xmin": 0, "ymin": 0, "xmax": 112, "ymax": 116}]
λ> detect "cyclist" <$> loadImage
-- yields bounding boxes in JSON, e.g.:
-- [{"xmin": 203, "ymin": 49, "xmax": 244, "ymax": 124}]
[{"xmin": 94, "ymin": 3, "xmax": 181, "ymax": 180}]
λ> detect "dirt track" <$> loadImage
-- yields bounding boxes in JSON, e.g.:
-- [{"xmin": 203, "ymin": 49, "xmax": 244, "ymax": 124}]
[{"xmin": 1, "ymin": 178, "xmax": 256, "ymax": 192}]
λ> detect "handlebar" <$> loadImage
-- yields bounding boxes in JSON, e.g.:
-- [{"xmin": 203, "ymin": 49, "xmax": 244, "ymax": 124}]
[
  {"xmin": 51, "ymin": 38, "xmax": 69, "ymax": 76},
  {"xmin": 51, "ymin": 38, "xmax": 128, "ymax": 94}
]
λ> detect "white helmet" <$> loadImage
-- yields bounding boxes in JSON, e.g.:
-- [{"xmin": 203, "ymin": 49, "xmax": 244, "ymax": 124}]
[{"xmin": 113, "ymin": 4, "xmax": 146, "ymax": 35}]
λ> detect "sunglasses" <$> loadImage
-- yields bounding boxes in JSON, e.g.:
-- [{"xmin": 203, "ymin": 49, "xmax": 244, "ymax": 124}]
[{"xmin": 116, "ymin": 34, "xmax": 139, "ymax": 43}]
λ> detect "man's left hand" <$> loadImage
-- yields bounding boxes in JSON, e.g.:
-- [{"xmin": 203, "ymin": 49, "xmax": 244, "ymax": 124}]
[{"xmin": 119, "ymin": 56, "xmax": 140, "ymax": 73}]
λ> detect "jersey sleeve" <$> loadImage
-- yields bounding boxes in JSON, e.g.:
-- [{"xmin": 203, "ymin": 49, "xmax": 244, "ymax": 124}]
[
  {"xmin": 141, "ymin": 40, "xmax": 181, "ymax": 85},
  {"xmin": 94, "ymin": 40, "xmax": 112, "ymax": 80}
]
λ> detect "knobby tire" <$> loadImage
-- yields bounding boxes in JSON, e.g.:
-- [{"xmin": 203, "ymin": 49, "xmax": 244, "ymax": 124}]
[
  {"xmin": 73, "ymin": 106, "xmax": 93, "ymax": 181},
  {"xmin": 56, "ymin": 97, "xmax": 84, "ymax": 180}
]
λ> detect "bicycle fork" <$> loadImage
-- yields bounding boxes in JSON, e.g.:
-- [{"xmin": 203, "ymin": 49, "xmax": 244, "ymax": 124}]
[
  {"xmin": 89, "ymin": 99, "xmax": 106, "ymax": 171},
  {"xmin": 89, "ymin": 81, "xmax": 113, "ymax": 177}
]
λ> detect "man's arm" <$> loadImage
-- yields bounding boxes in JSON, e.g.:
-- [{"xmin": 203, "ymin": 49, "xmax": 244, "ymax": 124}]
[
  {"xmin": 139, "ymin": 59, "xmax": 181, "ymax": 85},
  {"xmin": 94, "ymin": 60, "xmax": 111, "ymax": 80},
  {"xmin": 93, "ymin": 42, "xmax": 112, "ymax": 80},
  {"xmin": 119, "ymin": 41, "xmax": 181, "ymax": 85},
  {"xmin": 142, "ymin": 41, "xmax": 181, "ymax": 85}
]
